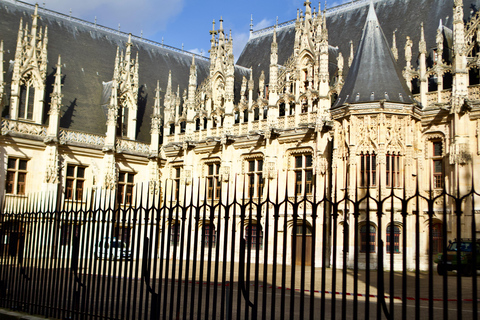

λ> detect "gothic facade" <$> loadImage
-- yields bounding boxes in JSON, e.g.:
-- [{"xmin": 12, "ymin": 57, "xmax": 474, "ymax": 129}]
[{"xmin": 1, "ymin": 0, "xmax": 480, "ymax": 270}]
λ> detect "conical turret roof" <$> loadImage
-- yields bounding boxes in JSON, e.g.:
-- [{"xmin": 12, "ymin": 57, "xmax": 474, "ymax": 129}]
[{"xmin": 333, "ymin": 2, "xmax": 413, "ymax": 108}]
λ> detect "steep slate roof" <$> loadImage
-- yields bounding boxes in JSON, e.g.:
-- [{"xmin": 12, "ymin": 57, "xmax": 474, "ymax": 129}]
[
  {"xmin": 333, "ymin": 2, "xmax": 413, "ymax": 107},
  {"xmin": 0, "ymin": 0, "xmax": 216, "ymax": 143},
  {"xmin": 237, "ymin": 0, "xmax": 480, "ymax": 100}
]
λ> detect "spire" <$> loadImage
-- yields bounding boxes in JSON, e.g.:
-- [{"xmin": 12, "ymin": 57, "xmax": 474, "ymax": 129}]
[
  {"xmin": 419, "ymin": 22, "xmax": 427, "ymax": 54},
  {"xmin": 348, "ymin": 40, "xmax": 354, "ymax": 67},
  {"xmin": 31, "ymin": 4, "xmax": 39, "ymax": 41},
  {"xmin": 52, "ymin": 55, "xmax": 62, "ymax": 96},
  {"xmin": 125, "ymin": 33, "xmax": 132, "ymax": 63},
  {"xmin": 154, "ymin": 80, "xmax": 161, "ymax": 115},
  {"xmin": 334, "ymin": 1, "xmax": 413, "ymax": 107},
  {"xmin": 0, "ymin": 41, "xmax": 5, "ymax": 102},
  {"xmin": 391, "ymin": 30, "xmax": 398, "ymax": 61}
]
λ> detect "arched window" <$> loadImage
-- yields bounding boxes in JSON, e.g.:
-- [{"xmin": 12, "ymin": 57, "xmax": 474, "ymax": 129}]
[
  {"xmin": 180, "ymin": 121, "xmax": 186, "ymax": 133},
  {"xmin": 243, "ymin": 109, "xmax": 249, "ymax": 123},
  {"xmin": 360, "ymin": 152, "xmax": 376, "ymax": 187},
  {"xmin": 245, "ymin": 224, "xmax": 263, "ymax": 250},
  {"xmin": 386, "ymin": 224, "xmax": 401, "ymax": 253},
  {"xmin": 253, "ymin": 107, "xmax": 260, "ymax": 121},
  {"xmin": 386, "ymin": 152, "xmax": 401, "ymax": 188},
  {"xmin": 279, "ymin": 103, "xmax": 286, "ymax": 117},
  {"xmin": 203, "ymin": 117, "xmax": 208, "ymax": 129},
  {"xmin": 169, "ymin": 123, "xmax": 175, "ymax": 135},
  {"xmin": 195, "ymin": 118, "xmax": 201, "ymax": 131},
  {"xmin": 234, "ymin": 110, "xmax": 240, "ymax": 124},
  {"xmin": 360, "ymin": 223, "xmax": 376, "ymax": 253},
  {"xmin": 431, "ymin": 223, "xmax": 443, "ymax": 255},
  {"xmin": 18, "ymin": 84, "xmax": 35, "ymax": 120}
]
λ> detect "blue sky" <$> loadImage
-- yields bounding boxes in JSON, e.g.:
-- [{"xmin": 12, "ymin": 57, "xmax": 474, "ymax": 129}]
[{"xmin": 22, "ymin": 0, "xmax": 351, "ymax": 60}]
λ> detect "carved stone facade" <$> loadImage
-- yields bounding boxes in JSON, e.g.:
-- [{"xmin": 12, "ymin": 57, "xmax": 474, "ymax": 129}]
[{"xmin": 1, "ymin": 0, "xmax": 480, "ymax": 270}]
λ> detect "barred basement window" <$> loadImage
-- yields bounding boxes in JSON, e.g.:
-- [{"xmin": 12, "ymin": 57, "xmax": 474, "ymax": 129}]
[
  {"xmin": 203, "ymin": 223, "xmax": 216, "ymax": 248},
  {"xmin": 245, "ymin": 224, "xmax": 263, "ymax": 250},
  {"xmin": 360, "ymin": 152, "xmax": 376, "ymax": 187},
  {"xmin": 117, "ymin": 172, "xmax": 134, "ymax": 205},
  {"xmin": 360, "ymin": 223, "xmax": 376, "ymax": 253},
  {"xmin": 431, "ymin": 223, "xmax": 443, "ymax": 255},
  {"xmin": 66, "ymin": 165, "xmax": 86, "ymax": 201},
  {"xmin": 294, "ymin": 154, "xmax": 314, "ymax": 196},
  {"xmin": 170, "ymin": 222, "xmax": 180, "ymax": 246},
  {"xmin": 247, "ymin": 159, "xmax": 264, "ymax": 198},
  {"xmin": 6, "ymin": 158, "xmax": 27, "ymax": 195}
]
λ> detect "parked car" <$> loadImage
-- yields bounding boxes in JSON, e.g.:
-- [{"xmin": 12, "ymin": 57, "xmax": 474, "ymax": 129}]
[
  {"xmin": 95, "ymin": 237, "xmax": 132, "ymax": 260},
  {"xmin": 434, "ymin": 239, "xmax": 480, "ymax": 276}
]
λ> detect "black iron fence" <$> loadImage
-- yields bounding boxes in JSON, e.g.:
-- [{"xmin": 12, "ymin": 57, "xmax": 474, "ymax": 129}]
[{"xmin": 0, "ymin": 178, "xmax": 478, "ymax": 319}]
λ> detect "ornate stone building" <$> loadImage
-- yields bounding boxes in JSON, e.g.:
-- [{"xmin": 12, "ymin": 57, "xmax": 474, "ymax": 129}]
[{"xmin": 0, "ymin": 0, "xmax": 479, "ymax": 269}]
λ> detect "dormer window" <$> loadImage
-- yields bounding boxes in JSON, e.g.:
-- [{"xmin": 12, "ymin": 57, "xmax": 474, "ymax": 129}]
[{"xmin": 18, "ymin": 83, "xmax": 35, "ymax": 120}]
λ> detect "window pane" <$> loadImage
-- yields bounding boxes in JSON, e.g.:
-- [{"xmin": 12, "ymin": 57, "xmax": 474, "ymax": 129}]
[
  {"xmin": 77, "ymin": 167, "xmax": 85, "ymax": 178},
  {"xmin": 306, "ymin": 154, "xmax": 313, "ymax": 167},
  {"xmin": 7, "ymin": 158, "xmax": 16, "ymax": 169},
  {"xmin": 119, "ymin": 172, "xmax": 125, "ymax": 182},
  {"xmin": 208, "ymin": 164, "xmax": 213, "ymax": 175},
  {"xmin": 433, "ymin": 142, "xmax": 442, "ymax": 156},
  {"xmin": 19, "ymin": 160, "xmax": 27, "ymax": 170},
  {"xmin": 127, "ymin": 173, "xmax": 134, "ymax": 183},
  {"xmin": 67, "ymin": 165, "xmax": 75, "ymax": 177},
  {"xmin": 249, "ymin": 160, "xmax": 255, "ymax": 172},
  {"xmin": 258, "ymin": 160, "xmax": 263, "ymax": 171},
  {"xmin": 434, "ymin": 160, "xmax": 442, "ymax": 173},
  {"xmin": 295, "ymin": 156, "xmax": 302, "ymax": 168}
]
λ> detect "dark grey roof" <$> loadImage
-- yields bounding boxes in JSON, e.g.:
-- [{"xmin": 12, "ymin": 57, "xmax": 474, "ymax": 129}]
[
  {"xmin": 0, "ymin": 0, "xmax": 211, "ymax": 143},
  {"xmin": 333, "ymin": 2, "xmax": 413, "ymax": 107},
  {"xmin": 237, "ymin": 0, "xmax": 480, "ymax": 102}
]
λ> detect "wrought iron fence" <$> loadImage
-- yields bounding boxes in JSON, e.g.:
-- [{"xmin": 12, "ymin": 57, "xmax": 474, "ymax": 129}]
[{"xmin": 0, "ymin": 176, "xmax": 478, "ymax": 319}]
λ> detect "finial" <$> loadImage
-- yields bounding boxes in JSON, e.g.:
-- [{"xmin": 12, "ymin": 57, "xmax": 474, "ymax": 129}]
[
  {"xmin": 438, "ymin": 19, "xmax": 443, "ymax": 30},
  {"xmin": 219, "ymin": 16, "xmax": 224, "ymax": 31},
  {"xmin": 250, "ymin": 14, "xmax": 253, "ymax": 32},
  {"xmin": 94, "ymin": 16, "xmax": 97, "ymax": 25}
]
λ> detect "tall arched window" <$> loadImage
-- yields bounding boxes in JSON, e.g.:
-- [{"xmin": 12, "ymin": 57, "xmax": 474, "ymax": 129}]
[
  {"xmin": 360, "ymin": 223, "xmax": 376, "ymax": 253},
  {"xmin": 360, "ymin": 152, "xmax": 376, "ymax": 187},
  {"xmin": 386, "ymin": 224, "xmax": 401, "ymax": 253},
  {"xmin": 386, "ymin": 152, "xmax": 401, "ymax": 188},
  {"xmin": 18, "ymin": 84, "xmax": 35, "ymax": 120}
]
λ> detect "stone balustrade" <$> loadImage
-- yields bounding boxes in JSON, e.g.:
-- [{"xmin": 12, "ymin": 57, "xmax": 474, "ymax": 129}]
[{"xmin": 2, "ymin": 119, "xmax": 47, "ymax": 137}]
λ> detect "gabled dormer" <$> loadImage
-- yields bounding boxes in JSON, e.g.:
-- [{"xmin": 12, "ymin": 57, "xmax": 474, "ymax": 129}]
[
  {"xmin": 10, "ymin": 4, "xmax": 48, "ymax": 124},
  {"xmin": 208, "ymin": 18, "xmax": 234, "ymax": 119},
  {"xmin": 111, "ymin": 34, "xmax": 139, "ymax": 140}
]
